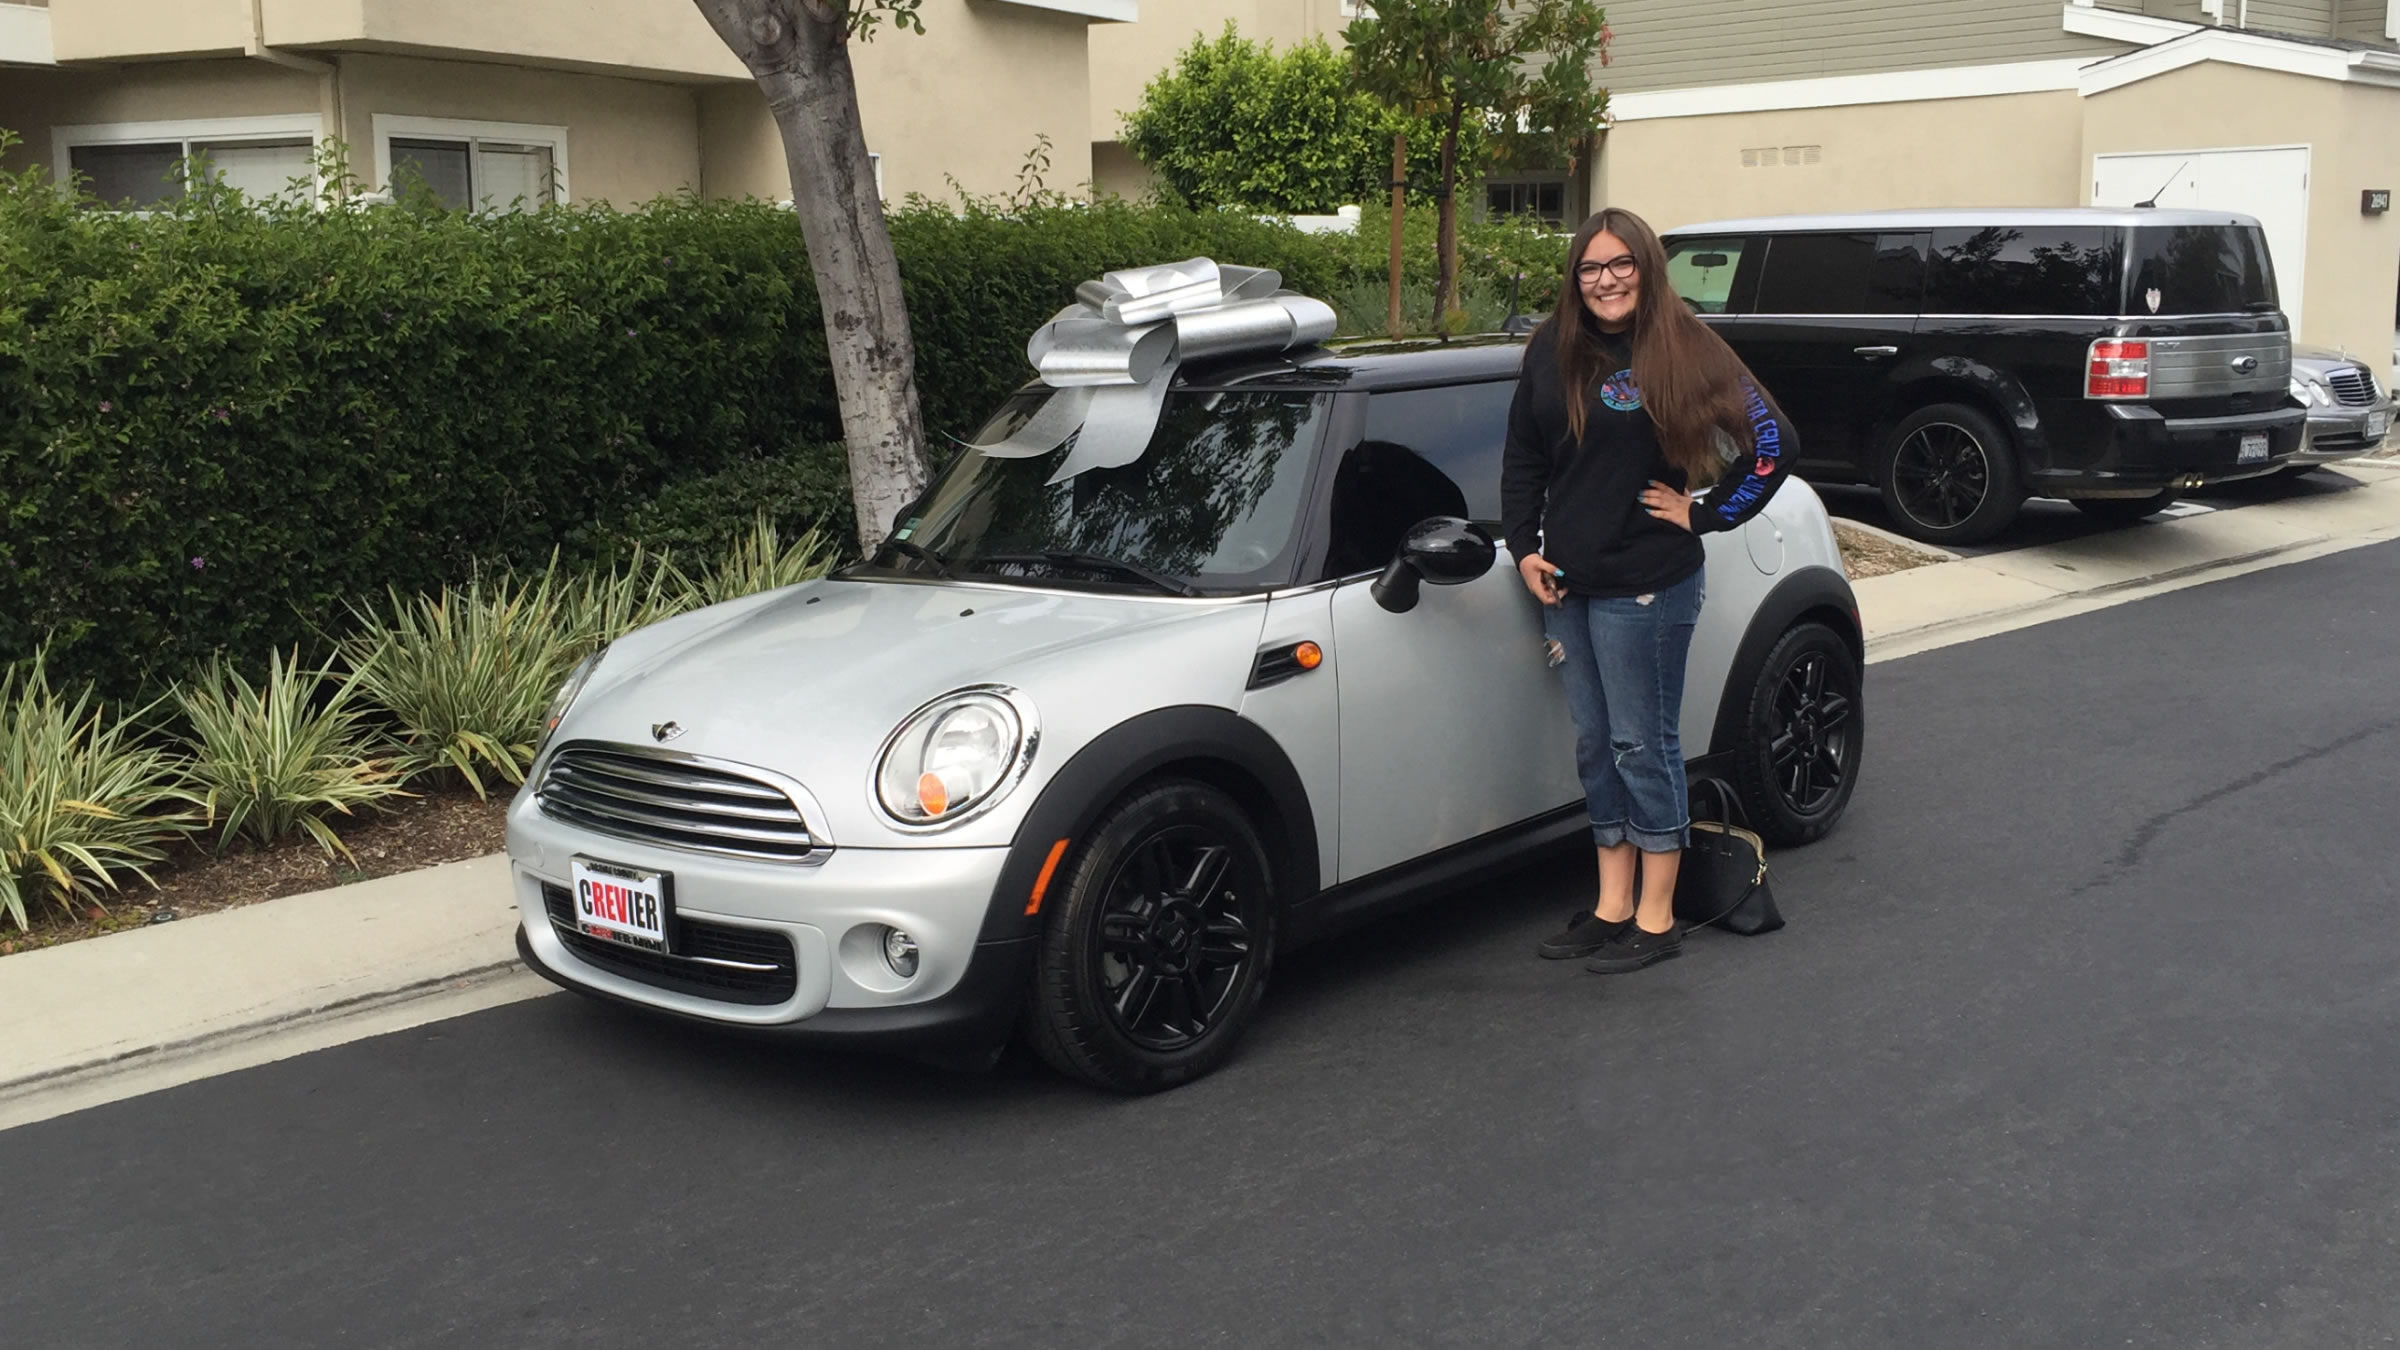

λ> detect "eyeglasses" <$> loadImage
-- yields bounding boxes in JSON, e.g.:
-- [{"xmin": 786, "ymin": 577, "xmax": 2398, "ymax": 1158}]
[{"xmin": 1576, "ymin": 255, "xmax": 1638, "ymax": 285}]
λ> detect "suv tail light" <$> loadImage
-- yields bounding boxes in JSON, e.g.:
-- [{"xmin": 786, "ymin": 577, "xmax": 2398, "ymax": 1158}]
[{"xmin": 2086, "ymin": 339, "xmax": 2150, "ymax": 399}]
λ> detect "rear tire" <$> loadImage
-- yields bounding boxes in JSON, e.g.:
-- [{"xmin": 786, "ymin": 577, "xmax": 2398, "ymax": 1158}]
[
  {"xmin": 1731, "ymin": 623, "xmax": 1863, "ymax": 848},
  {"xmin": 1877, "ymin": 403, "xmax": 2023, "ymax": 546},
  {"xmin": 2071, "ymin": 490, "xmax": 2179, "ymax": 524},
  {"xmin": 1022, "ymin": 780, "xmax": 1276, "ymax": 1094}
]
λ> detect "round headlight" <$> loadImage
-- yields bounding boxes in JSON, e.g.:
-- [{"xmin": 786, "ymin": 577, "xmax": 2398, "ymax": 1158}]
[
  {"xmin": 875, "ymin": 688, "xmax": 1035, "ymax": 828},
  {"xmin": 537, "ymin": 646, "xmax": 607, "ymax": 758}
]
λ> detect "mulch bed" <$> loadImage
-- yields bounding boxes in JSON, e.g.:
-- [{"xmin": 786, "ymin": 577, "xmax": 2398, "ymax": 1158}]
[
  {"xmin": 1833, "ymin": 521, "xmax": 1947, "ymax": 579},
  {"xmin": 1, "ymin": 787, "xmax": 511, "ymax": 958}
]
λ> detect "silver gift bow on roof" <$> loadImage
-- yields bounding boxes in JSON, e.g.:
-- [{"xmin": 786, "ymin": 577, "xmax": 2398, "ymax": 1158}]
[{"xmin": 972, "ymin": 257, "xmax": 1339, "ymax": 484}]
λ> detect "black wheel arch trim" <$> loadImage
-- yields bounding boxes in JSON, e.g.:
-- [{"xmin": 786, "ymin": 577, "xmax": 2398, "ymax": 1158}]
[
  {"xmin": 1706, "ymin": 565, "xmax": 1863, "ymax": 761},
  {"xmin": 976, "ymin": 704, "xmax": 1320, "ymax": 944},
  {"xmin": 1883, "ymin": 364, "xmax": 2044, "ymax": 464}
]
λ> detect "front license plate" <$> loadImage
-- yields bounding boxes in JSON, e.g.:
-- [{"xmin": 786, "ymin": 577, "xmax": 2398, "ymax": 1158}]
[
  {"xmin": 570, "ymin": 857, "xmax": 672, "ymax": 952},
  {"xmin": 2370, "ymin": 412, "xmax": 2390, "ymax": 440},
  {"xmin": 2237, "ymin": 433, "xmax": 2269, "ymax": 465}
]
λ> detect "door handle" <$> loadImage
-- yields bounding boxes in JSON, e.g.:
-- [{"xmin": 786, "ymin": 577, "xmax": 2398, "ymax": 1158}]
[{"xmin": 1854, "ymin": 345, "xmax": 1899, "ymax": 360}]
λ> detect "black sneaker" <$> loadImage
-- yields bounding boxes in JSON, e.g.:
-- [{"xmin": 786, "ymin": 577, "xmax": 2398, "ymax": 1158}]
[
  {"xmin": 1538, "ymin": 910, "xmax": 1634, "ymax": 960},
  {"xmin": 1583, "ymin": 922, "xmax": 1683, "ymax": 974}
]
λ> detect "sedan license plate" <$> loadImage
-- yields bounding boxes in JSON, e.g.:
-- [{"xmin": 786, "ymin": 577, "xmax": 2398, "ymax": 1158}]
[
  {"xmin": 2237, "ymin": 433, "xmax": 2269, "ymax": 465},
  {"xmin": 2370, "ymin": 412, "xmax": 2390, "ymax": 440},
  {"xmin": 570, "ymin": 857, "xmax": 672, "ymax": 952}
]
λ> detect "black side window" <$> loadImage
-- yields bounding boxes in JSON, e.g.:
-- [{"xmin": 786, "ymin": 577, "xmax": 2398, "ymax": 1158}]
[
  {"xmin": 1321, "ymin": 381, "xmax": 1511, "ymax": 578},
  {"xmin": 1926, "ymin": 226, "xmax": 2121, "ymax": 315},
  {"xmin": 2125, "ymin": 225, "xmax": 2279, "ymax": 315},
  {"xmin": 1754, "ymin": 233, "xmax": 1925, "ymax": 315}
]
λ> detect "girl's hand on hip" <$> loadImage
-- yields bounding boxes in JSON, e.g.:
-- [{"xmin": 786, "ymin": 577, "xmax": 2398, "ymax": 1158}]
[
  {"xmin": 1642, "ymin": 481, "xmax": 1699, "ymax": 532},
  {"xmin": 1518, "ymin": 553, "xmax": 1564, "ymax": 606}
]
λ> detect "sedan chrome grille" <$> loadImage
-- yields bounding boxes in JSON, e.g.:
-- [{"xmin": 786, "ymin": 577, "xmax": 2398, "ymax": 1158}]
[
  {"xmin": 536, "ymin": 743, "xmax": 819, "ymax": 861},
  {"xmin": 2326, "ymin": 367, "xmax": 2375, "ymax": 406}
]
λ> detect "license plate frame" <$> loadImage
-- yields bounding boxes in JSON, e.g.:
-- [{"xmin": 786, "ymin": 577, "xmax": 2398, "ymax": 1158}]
[
  {"xmin": 569, "ymin": 856, "xmax": 675, "ymax": 954},
  {"xmin": 2237, "ymin": 432, "xmax": 2269, "ymax": 465}
]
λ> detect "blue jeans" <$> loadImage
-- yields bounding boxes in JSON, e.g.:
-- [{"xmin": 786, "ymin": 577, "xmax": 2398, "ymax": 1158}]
[{"xmin": 1543, "ymin": 568, "xmax": 1704, "ymax": 853}]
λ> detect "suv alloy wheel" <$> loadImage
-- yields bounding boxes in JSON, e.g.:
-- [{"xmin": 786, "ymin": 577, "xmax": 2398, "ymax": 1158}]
[{"xmin": 1878, "ymin": 403, "xmax": 2025, "ymax": 546}]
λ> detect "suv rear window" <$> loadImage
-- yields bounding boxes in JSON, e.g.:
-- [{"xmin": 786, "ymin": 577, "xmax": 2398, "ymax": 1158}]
[
  {"xmin": 1664, "ymin": 236, "xmax": 1750, "ymax": 314},
  {"xmin": 2124, "ymin": 225, "xmax": 2278, "ymax": 315},
  {"xmin": 1926, "ymin": 226, "xmax": 2120, "ymax": 316}
]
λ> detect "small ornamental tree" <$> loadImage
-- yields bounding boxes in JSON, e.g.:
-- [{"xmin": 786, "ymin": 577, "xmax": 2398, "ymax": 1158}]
[
  {"xmin": 690, "ymin": 0, "xmax": 930, "ymax": 554},
  {"xmin": 1346, "ymin": 0, "xmax": 1612, "ymax": 329},
  {"xmin": 1119, "ymin": 25, "xmax": 1459, "ymax": 215}
]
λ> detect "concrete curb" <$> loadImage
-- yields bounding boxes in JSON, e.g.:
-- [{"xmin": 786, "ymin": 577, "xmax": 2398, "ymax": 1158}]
[
  {"xmin": 1830, "ymin": 516, "xmax": 1962, "ymax": 561},
  {"xmin": 7, "ymin": 471, "xmax": 2400, "ymax": 1113}
]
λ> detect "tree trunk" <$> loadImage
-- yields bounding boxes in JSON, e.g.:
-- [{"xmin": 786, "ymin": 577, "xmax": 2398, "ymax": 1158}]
[
  {"xmin": 1387, "ymin": 132, "xmax": 1406, "ymax": 338},
  {"xmin": 691, "ymin": 0, "xmax": 928, "ymax": 555},
  {"xmin": 1433, "ymin": 101, "xmax": 1464, "ymax": 333}
]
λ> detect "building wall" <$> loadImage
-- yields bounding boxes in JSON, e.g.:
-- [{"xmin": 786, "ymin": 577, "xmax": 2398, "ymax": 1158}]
[
  {"xmin": 701, "ymin": 0, "xmax": 1093, "ymax": 205},
  {"xmin": 1595, "ymin": 89, "xmax": 2087, "ymax": 231},
  {"xmin": 1594, "ymin": 0, "xmax": 2122, "ymax": 94},
  {"xmin": 2082, "ymin": 60, "xmax": 2400, "ymax": 365},
  {"xmin": 261, "ymin": 0, "xmax": 745, "ymax": 82},
  {"xmin": 0, "ymin": 59, "xmax": 323, "ymax": 176}
]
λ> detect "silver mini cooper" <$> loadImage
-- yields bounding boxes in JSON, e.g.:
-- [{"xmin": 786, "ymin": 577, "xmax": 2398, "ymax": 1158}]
[{"xmin": 509, "ymin": 336, "xmax": 1866, "ymax": 1093}]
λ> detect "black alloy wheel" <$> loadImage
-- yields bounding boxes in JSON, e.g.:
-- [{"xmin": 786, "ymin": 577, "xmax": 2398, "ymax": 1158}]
[
  {"xmin": 1732, "ymin": 622, "xmax": 1863, "ymax": 847},
  {"xmin": 1877, "ymin": 403, "xmax": 2023, "ymax": 546},
  {"xmin": 1024, "ymin": 780, "xmax": 1276, "ymax": 1093}
]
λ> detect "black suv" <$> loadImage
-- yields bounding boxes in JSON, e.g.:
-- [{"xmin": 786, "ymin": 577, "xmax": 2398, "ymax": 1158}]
[{"xmin": 1660, "ymin": 209, "xmax": 2303, "ymax": 544}]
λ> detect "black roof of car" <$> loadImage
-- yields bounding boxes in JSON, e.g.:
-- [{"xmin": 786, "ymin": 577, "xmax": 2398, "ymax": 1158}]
[{"xmin": 1176, "ymin": 333, "xmax": 1530, "ymax": 390}]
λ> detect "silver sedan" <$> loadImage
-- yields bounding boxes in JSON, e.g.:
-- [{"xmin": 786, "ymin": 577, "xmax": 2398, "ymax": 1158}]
[{"xmin": 2288, "ymin": 347, "xmax": 2393, "ymax": 469}]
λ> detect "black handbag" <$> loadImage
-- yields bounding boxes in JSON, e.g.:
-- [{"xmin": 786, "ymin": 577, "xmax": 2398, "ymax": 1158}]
[{"xmin": 1672, "ymin": 779, "xmax": 1784, "ymax": 936}]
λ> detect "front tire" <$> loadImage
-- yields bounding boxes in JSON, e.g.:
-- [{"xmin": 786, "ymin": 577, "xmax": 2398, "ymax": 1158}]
[
  {"xmin": 1023, "ymin": 780, "xmax": 1277, "ymax": 1094},
  {"xmin": 1878, "ymin": 403, "xmax": 2024, "ymax": 546},
  {"xmin": 1731, "ymin": 623, "xmax": 1863, "ymax": 847}
]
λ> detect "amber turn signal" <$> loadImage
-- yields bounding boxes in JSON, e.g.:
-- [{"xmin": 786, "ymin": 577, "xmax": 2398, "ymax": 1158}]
[
  {"xmin": 916, "ymin": 771, "xmax": 949, "ymax": 817},
  {"xmin": 1293, "ymin": 641, "xmax": 1323, "ymax": 670}
]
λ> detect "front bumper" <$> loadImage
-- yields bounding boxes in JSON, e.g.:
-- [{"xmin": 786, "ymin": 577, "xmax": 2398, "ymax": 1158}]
[
  {"xmin": 2036, "ymin": 403, "xmax": 2306, "ymax": 497},
  {"xmin": 2294, "ymin": 401, "xmax": 2393, "ymax": 465},
  {"xmin": 507, "ymin": 791, "xmax": 1022, "ymax": 1046}
]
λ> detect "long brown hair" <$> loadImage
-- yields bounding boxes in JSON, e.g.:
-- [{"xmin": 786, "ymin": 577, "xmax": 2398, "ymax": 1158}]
[{"xmin": 1543, "ymin": 206, "xmax": 1787, "ymax": 486}]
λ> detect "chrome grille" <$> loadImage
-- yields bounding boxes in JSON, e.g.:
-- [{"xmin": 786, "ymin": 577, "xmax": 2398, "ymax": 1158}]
[
  {"xmin": 2326, "ymin": 367, "xmax": 2375, "ymax": 406},
  {"xmin": 536, "ymin": 743, "xmax": 818, "ymax": 861}
]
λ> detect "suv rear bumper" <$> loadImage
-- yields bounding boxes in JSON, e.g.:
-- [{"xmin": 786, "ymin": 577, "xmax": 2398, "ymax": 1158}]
[{"xmin": 2032, "ymin": 403, "xmax": 2305, "ymax": 498}]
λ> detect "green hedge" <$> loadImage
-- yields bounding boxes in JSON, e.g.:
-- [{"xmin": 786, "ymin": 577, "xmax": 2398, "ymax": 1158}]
[{"xmin": 0, "ymin": 141, "xmax": 1571, "ymax": 700}]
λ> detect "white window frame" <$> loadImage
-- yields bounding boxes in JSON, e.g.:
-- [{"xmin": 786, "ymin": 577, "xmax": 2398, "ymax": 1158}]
[
  {"xmin": 51, "ymin": 114, "xmax": 326, "ymax": 202},
  {"xmin": 371, "ymin": 114, "xmax": 571, "ymax": 210}
]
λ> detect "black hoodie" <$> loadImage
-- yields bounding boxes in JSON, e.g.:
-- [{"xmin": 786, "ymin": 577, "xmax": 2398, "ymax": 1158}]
[{"xmin": 1500, "ymin": 326, "xmax": 1796, "ymax": 598}]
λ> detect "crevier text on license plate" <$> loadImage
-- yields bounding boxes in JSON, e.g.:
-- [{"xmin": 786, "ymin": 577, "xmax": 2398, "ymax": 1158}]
[
  {"xmin": 2237, "ymin": 433, "xmax": 2268, "ymax": 465},
  {"xmin": 570, "ymin": 857, "xmax": 670, "ymax": 951}
]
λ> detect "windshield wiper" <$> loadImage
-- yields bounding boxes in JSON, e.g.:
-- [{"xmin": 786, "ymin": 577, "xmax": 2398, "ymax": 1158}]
[
  {"xmin": 965, "ymin": 551, "xmax": 1203, "ymax": 597},
  {"xmin": 877, "ymin": 537, "xmax": 952, "ymax": 576}
]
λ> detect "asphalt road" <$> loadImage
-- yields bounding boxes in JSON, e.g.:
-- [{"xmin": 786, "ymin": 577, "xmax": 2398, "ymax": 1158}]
[
  {"xmin": 1818, "ymin": 459, "xmax": 2382, "ymax": 556},
  {"xmin": 8, "ymin": 542, "xmax": 2400, "ymax": 1349}
]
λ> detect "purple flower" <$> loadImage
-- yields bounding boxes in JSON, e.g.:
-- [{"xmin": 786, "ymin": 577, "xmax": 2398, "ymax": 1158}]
[
  {"xmin": 98, "ymin": 400, "xmax": 113, "ymax": 413},
  {"xmin": 211, "ymin": 408, "xmax": 230, "ymax": 423},
  {"xmin": 624, "ymin": 328, "xmax": 636, "ymax": 338},
  {"xmin": 190, "ymin": 556, "xmax": 206, "ymax": 570}
]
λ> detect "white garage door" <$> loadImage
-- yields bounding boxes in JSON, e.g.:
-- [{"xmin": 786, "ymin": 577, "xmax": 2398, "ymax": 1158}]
[{"xmin": 2092, "ymin": 146, "xmax": 2310, "ymax": 334}]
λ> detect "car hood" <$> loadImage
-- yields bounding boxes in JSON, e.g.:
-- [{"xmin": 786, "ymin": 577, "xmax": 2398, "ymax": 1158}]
[
  {"xmin": 2290, "ymin": 345, "xmax": 2365, "ymax": 370},
  {"xmin": 546, "ymin": 577, "xmax": 1269, "ymax": 848}
]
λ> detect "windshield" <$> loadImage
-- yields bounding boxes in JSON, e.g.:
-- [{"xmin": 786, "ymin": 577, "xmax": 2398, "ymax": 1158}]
[
  {"xmin": 878, "ymin": 388, "xmax": 1330, "ymax": 592},
  {"xmin": 2125, "ymin": 225, "xmax": 2279, "ymax": 316}
]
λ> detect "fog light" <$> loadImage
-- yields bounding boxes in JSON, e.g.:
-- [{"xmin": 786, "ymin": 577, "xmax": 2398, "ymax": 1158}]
[{"xmin": 883, "ymin": 928, "xmax": 920, "ymax": 978}]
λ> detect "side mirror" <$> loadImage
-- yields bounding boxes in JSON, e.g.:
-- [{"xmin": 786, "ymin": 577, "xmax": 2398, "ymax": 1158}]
[{"xmin": 1370, "ymin": 517, "xmax": 1497, "ymax": 614}]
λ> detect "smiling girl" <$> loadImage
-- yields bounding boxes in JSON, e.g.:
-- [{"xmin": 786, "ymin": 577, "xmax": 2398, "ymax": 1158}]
[{"xmin": 1505, "ymin": 208, "xmax": 1797, "ymax": 974}]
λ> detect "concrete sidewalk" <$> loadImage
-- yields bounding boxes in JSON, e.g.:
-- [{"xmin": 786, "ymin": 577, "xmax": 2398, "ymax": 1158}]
[{"xmin": 6, "ymin": 461, "xmax": 2399, "ymax": 1121}]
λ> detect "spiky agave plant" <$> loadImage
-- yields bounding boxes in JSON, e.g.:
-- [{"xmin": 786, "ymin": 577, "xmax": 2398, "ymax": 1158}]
[
  {"xmin": 0, "ymin": 651, "xmax": 201, "ymax": 931},
  {"xmin": 342, "ymin": 571, "xmax": 582, "ymax": 800},
  {"xmin": 175, "ymin": 649, "xmax": 410, "ymax": 858},
  {"xmin": 677, "ymin": 514, "xmax": 842, "ymax": 610}
]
